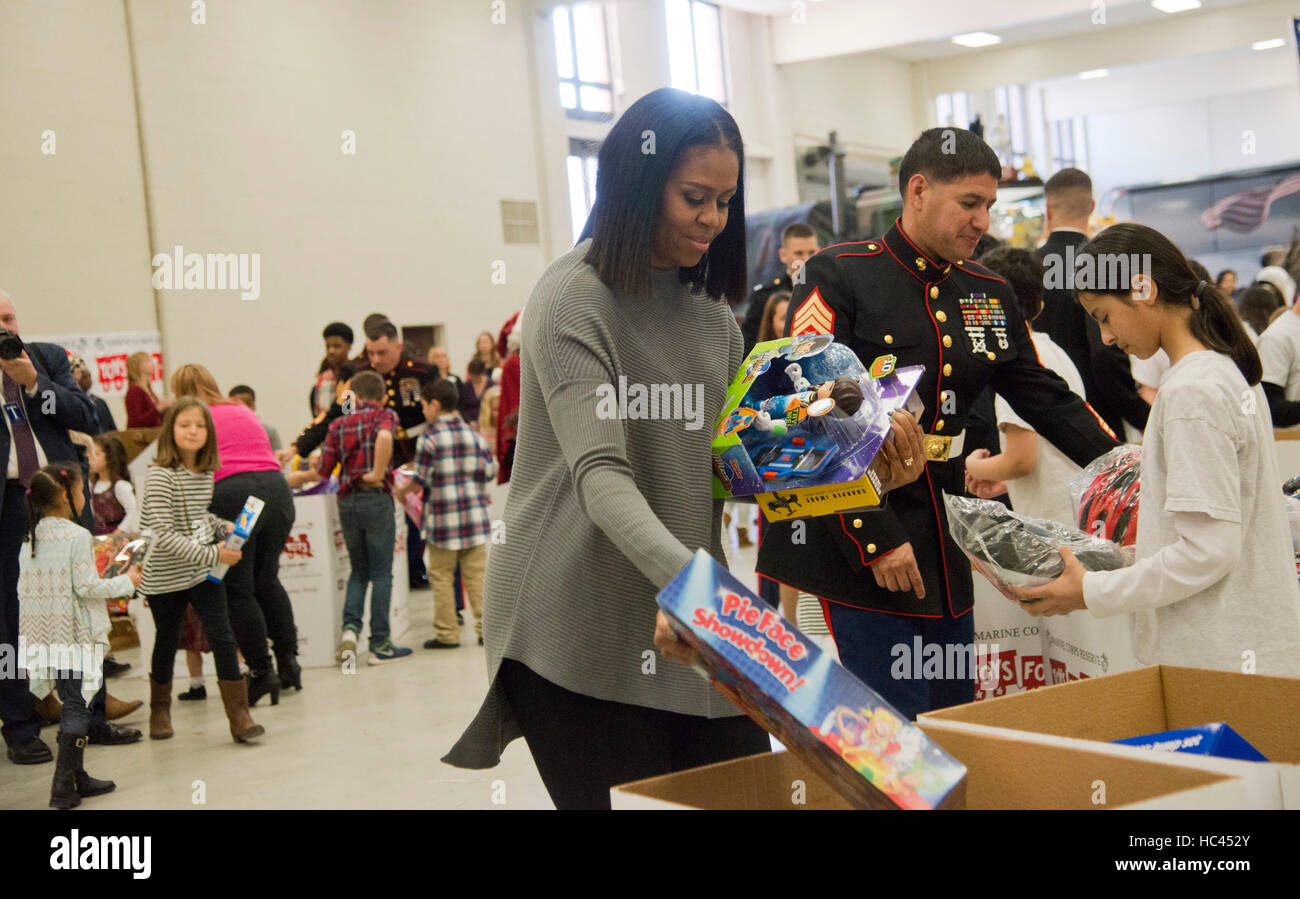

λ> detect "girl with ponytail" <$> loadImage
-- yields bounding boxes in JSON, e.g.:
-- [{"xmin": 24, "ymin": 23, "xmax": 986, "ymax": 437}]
[
  {"xmin": 18, "ymin": 463, "xmax": 142, "ymax": 808},
  {"xmin": 1017, "ymin": 223, "xmax": 1300, "ymax": 678}
]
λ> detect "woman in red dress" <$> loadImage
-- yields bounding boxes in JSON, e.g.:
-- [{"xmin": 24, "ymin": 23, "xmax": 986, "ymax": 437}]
[{"xmin": 123, "ymin": 352, "xmax": 172, "ymax": 428}]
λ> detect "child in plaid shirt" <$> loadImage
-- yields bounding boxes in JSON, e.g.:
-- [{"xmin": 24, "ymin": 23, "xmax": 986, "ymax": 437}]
[
  {"xmin": 315, "ymin": 370, "xmax": 413, "ymax": 665},
  {"xmin": 396, "ymin": 378, "xmax": 496, "ymax": 648}
]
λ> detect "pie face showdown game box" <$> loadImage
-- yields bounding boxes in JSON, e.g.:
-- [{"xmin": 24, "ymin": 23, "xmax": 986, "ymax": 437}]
[
  {"xmin": 657, "ymin": 550, "xmax": 967, "ymax": 810},
  {"xmin": 710, "ymin": 334, "xmax": 924, "ymax": 522}
]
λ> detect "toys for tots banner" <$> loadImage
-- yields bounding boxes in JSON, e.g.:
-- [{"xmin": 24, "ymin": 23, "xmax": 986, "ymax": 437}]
[
  {"xmin": 26, "ymin": 330, "xmax": 163, "ymax": 396},
  {"xmin": 972, "ymin": 577, "xmax": 1140, "ymax": 699}
]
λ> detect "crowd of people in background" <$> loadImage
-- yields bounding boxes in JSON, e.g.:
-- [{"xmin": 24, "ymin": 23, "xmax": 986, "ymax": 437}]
[
  {"xmin": 6, "ymin": 114, "xmax": 1300, "ymax": 811},
  {"xmin": 1, "ymin": 281, "xmax": 522, "ymax": 807}
]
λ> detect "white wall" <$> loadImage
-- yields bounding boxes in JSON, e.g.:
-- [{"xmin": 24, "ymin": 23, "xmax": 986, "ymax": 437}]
[
  {"xmin": 777, "ymin": 49, "xmax": 920, "ymax": 190},
  {"xmin": 1025, "ymin": 24, "xmax": 1300, "ymax": 197},
  {"xmin": 0, "ymin": 0, "xmax": 156, "ymax": 427},
  {"xmin": 529, "ymin": 0, "xmax": 801, "ymax": 253},
  {"xmin": 124, "ymin": 0, "xmax": 552, "ymax": 441}
]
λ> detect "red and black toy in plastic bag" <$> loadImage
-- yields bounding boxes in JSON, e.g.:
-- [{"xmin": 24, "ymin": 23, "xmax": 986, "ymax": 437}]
[{"xmin": 1071, "ymin": 445, "xmax": 1141, "ymax": 547}]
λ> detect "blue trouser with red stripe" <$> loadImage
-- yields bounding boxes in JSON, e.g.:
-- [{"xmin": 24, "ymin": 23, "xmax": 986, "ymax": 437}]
[{"xmin": 822, "ymin": 600, "xmax": 975, "ymax": 722}]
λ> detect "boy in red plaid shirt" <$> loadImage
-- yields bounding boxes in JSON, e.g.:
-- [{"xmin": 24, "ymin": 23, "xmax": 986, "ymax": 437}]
[
  {"xmin": 395, "ymin": 378, "xmax": 496, "ymax": 648},
  {"xmin": 316, "ymin": 370, "xmax": 413, "ymax": 665}
]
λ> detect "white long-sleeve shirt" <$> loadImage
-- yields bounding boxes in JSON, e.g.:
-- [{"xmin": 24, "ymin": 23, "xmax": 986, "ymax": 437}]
[{"xmin": 1082, "ymin": 351, "xmax": 1300, "ymax": 676}]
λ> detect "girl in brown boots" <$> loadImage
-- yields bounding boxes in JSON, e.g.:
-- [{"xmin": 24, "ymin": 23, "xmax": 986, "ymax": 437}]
[{"xmin": 138, "ymin": 399, "xmax": 263, "ymax": 743}]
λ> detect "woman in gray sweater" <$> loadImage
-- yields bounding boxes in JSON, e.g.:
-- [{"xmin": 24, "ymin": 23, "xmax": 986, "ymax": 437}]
[{"xmin": 444, "ymin": 88, "xmax": 924, "ymax": 808}]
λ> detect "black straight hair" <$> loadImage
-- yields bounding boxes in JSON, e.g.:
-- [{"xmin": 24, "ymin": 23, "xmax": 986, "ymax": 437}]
[
  {"xmin": 580, "ymin": 87, "xmax": 747, "ymax": 305},
  {"xmin": 26, "ymin": 463, "xmax": 83, "ymax": 556},
  {"xmin": 898, "ymin": 127, "xmax": 1001, "ymax": 197},
  {"xmin": 1076, "ymin": 223, "xmax": 1261, "ymax": 385}
]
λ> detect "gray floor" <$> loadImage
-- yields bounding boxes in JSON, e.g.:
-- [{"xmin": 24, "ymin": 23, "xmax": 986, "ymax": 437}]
[{"xmin": 0, "ymin": 513, "xmax": 763, "ymax": 810}]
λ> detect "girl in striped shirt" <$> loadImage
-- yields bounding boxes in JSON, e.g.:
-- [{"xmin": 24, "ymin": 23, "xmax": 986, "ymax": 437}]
[{"xmin": 139, "ymin": 397, "xmax": 263, "ymax": 743}]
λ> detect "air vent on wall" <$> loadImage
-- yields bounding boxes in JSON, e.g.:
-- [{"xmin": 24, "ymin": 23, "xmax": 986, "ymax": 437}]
[{"xmin": 501, "ymin": 200, "xmax": 540, "ymax": 244}]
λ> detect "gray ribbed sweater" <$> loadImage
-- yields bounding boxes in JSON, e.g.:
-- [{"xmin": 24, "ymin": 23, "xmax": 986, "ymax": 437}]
[{"xmin": 444, "ymin": 240, "xmax": 744, "ymax": 769}]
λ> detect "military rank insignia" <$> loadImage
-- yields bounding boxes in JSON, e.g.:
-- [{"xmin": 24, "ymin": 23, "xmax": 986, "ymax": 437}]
[
  {"xmin": 957, "ymin": 294, "xmax": 1009, "ymax": 355},
  {"xmin": 791, "ymin": 287, "xmax": 834, "ymax": 336}
]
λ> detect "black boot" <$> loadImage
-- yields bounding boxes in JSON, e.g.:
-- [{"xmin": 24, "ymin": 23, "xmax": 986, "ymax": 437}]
[
  {"xmin": 246, "ymin": 665, "xmax": 280, "ymax": 707},
  {"xmin": 178, "ymin": 684, "xmax": 207, "ymax": 701},
  {"xmin": 50, "ymin": 732, "xmax": 115, "ymax": 809},
  {"xmin": 276, "ymin": 652, "xmax": 303, "ymax": 692}
]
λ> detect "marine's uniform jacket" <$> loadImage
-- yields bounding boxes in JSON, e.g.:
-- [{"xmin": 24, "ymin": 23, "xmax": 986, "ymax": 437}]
[{"xmin": 756, "ymin": 219, "xmax": 1119, "ymax": 617}]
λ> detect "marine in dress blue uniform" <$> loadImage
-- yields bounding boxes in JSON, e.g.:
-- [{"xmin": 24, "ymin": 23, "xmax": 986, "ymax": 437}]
[{"xmin": 756, "ymin": 217, "xmax": 1119, "ymax": 719}]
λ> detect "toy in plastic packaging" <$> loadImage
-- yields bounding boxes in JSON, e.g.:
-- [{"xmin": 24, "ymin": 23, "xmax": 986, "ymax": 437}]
[
  {"xmin": 712, "ymin": 334, "xmax": 924, "ymax": 521},
  {"xmin": 391, "ymin": 465, "xmax": 424, "ymax": 527},
  {"xmin": 92, "ymin": 532, "xmax": 149, "ymax": 615},
  {"xmin": 1070, "ymin": 445, "xmax": 1141, "ymax": 546},
  {"xmin": 943, "ymin": 493, "xmax": 1130, "ymax": 594},
  {"xmin": 657, "ymin": 549, "xmax": 967, "ymax": 810},
  {"xmin": 207, "ymin": 497, "xmax": 264, "ymax": 583}
]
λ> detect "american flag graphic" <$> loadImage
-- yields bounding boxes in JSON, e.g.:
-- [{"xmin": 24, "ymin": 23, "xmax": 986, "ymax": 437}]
[{"xmin": 1199, "ymin": 173, "xmax": 1300, "ymax": 233}]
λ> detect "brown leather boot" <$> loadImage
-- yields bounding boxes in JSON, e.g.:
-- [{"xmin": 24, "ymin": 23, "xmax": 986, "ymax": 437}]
[
  {"xmin": 34, "ymin": 691, "xmax": 62, "ymax": 725},
  {"xmin": 149, "ymin": 677, "xmax": 173, "ymax": 740},
  {"xmin": 105, "ymin": 692, "xmax": 143, "ymax": 721},
  {"xmin": 217, "ymin": 679, "xmax": 265, "ymax": 743}
]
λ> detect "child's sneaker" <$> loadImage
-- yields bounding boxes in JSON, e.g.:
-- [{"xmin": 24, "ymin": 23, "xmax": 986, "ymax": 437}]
[
  {"xmin": 367, "ymin": 641, "xmax": 413, "ymax": 665},
  {"xmin": 336, "ymin": 631, "xmax": 358, "ymax": 664}
]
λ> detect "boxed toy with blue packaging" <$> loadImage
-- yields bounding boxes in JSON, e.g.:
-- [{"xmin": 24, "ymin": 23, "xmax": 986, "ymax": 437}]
[
  {"xmin": 657, "ymin": 549, "xmax": 967, "ymax": 810},
  {"xmin": 1113, "ymin": 723, "xmax": 1269, "ymax": 762},
  {"xmin": 711, "ymin": 334, "xmax": 924, "ymax": 522}
]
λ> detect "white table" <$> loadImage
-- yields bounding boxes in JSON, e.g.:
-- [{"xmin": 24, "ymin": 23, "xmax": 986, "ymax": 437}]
[{"xmin": 131, "ymin": 490, "xmax": 410, "ymax": 673}]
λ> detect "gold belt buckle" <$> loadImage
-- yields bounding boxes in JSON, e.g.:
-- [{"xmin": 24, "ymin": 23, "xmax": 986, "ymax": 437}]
[{"xmin": 923, "ymin": 434, "xmax": 952, "ymax": 462}]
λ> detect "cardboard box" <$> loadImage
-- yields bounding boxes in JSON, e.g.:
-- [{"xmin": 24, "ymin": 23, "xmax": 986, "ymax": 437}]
[
  {"xmin": 710, "ymin": 334, "xmax": 924, "ymax": 522},
  {"xmin": 611, "ymin": 724, "xmax": 1249, "ymax": 810},
  {"xmin": 919, "ymin": 665, "xmax": 1299, "ymax": 808},
  {"xmin": 656, "ymin": 551, "xmax": 964, "ymax": 810}
]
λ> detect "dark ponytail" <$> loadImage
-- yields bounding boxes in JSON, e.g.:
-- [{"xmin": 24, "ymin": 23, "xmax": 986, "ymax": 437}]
[
  {"xmin": 1076, "ymin": 223, "xmax": 1262, "ymax": 385},
  {"xmin": 25, "ymin": 463, "xmax": 84, "ymax": 557}
]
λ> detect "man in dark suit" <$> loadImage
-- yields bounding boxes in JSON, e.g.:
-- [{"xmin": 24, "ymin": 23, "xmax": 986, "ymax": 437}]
[
  {"xmin": 71, "ymin": 355, "xmax": 116, "ymax": 434},
  {"xmin": 1036, "ymin": 169, "xmax": 1149, "ymax": 437},
  {"xmin": 0, "ymin": 292, "xmax": 140, "ymax": 765}
]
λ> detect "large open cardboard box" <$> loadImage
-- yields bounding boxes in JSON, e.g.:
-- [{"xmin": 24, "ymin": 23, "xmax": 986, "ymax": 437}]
[
  {"xmin": 611, "ymin": 720, "xmax": 1263, "ymax": 810},
  {"xmin": 919, "ymin": 665, "xmax": 1299, "ymax": 808}
]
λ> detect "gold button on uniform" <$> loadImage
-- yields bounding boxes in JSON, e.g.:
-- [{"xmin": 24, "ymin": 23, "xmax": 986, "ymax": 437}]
[
  {"xmin": 936, "ymin": 420, "xmax": 945, "ymax": 432},
  {"xmin": 935, "ymin": 310, "xmax": 947, "ymax": 323},
  {"xmin": 867, "ymin": 543, "xmax": 877, "ymax": 553},
  {"xmin": 943, "ymin": 363, "xmax": 952, "ymax": 376},
  {"xmin": 853, "ymin": 518, "xmax": 863, "ymax": 529},
  {"xmin": 942, "ymin": 335, "xmax": 952, "ymax": 348},
  {"xmin": 929, "ymin": 287, "xmax": 939, "ymax": 299},
  {"xmin": 987, "ymin": 351, "xmax": 996, "ymax": 361},
  {"xmin": 883, "ymin": 334, "xmax": 893, "ymax": 345},
  {"xmin": 940, "ymin": 391, "xmax": 949, "ymax": 402}
]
